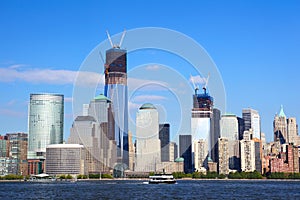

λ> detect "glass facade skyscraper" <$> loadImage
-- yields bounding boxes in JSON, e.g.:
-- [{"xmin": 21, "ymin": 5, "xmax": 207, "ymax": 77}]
[
  {"xmin": 104, "ymin": 48, "xmax": 129, "ymax": 167},
  {"xmin": 28, "ymin": 94, "xmax": 64, "ymax": 160}
]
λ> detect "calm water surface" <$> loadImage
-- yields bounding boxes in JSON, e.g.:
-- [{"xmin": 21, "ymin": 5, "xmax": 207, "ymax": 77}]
[{"xmin": 0, "ymin": 180, "xmax": 300, "ymax": 199}]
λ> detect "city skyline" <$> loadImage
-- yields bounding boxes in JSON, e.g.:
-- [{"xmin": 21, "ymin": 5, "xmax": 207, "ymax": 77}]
[{"xmin": 1, "ymin": 1, "xmax": 300, "ymax": 143}]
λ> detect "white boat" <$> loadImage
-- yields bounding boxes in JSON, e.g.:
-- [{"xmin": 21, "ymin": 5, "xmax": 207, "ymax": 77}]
[
  {"xmin": 148, "ymin": 174, "xmax": 176, "ymax": 184},
  {"xmin": 29, "ymin": 173, "xmax": 56, "ymax": 182}
]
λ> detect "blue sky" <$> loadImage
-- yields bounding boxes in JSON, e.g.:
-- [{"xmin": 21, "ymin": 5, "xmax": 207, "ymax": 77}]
[{"xmin": 0, "ymin": 0, "xmax": 300, "ymax": 142}]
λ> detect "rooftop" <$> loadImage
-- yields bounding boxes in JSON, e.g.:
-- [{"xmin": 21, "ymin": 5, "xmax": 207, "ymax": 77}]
[
  {"xmin": 93, "ymin": 94, "xmax": 111, "ymax": 102},
  {"xmin": 140, "ymin": 103, "xmax": 156, "ymax": 110}
]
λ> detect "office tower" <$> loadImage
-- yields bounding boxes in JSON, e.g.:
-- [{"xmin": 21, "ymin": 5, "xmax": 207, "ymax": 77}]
[
  {"xmin": 191, "ymin": 87, "xmax": 213, "ymax": 171},
  {"xmin": 128, "ymin": 131, "xmax": 134, "ymax": 171},
  {"xmin": 6, "ymin": 133, "xmax": 28, "ymax": 176},
  {"xmin": 287, "ymin": 117, "xmax": 299, "ymax": 146},
  {"xmin": 210, "ymin": 108, "xmax": 220, "ymax": 163},
  {"xmin": 46, "ymin": 144, "xmax": 86, "ymax": 176},
  {"xmin": 218, "ymin": 138, "xmax": 229, "ymax": 174},
  {"xmin": 69, "ymin": 116, "xmax": 100, "ymax": 173},
  {"xmin": 69, "ymin": 94, "xmax": 117, "ymax": 174},
  {"xmin": 253, "ymin": 138, "xmax": 262, "ymax": 173},
  {"xmin": 82, "ymin": 104, "xmax": 89, "ymax": 116},
  {"xmin": 242, "ymin": 108, "xmax": 261, "ymax": 139},
  {"xmin": 169, "ymin": 142, "xmax": 178, "ymax": 162},
  {"xmin": 273, "ymin": 105, "xmax": 287, "ymax": 144},
  {"xmin": 179, "ymin": 135, "xmax": 192, "ymax": 173},
  {"xmin": 0, "ymin": 136, "xmax": 8, "ymax": 157},
  {"xmin": 220, "ymin": 114, "xmax": 240, "ymax": 170},
  {"xmin": 28, "ymin": 94, "xmax": 64, "ymax": 161},
  {"xmin": 240, "ymin": 130, "xmax": 255, "ymax": 172},
  {"xmin": 104, "ymin": 39, "xmax": 129, "ymax": 167},
  {"xmin": 135, "ymin": 103, "xmax": 161, "ymax": 172},
  {"xmin": 237, "ymin": 117, "xmax": 245, "ymax": 140},
  {"xmin": 159, "ymin": 123, "xmax": 170, "ymax": 162}
]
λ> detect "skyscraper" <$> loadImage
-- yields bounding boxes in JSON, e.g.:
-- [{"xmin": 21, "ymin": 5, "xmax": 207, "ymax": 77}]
[
  {"xmin": 135, "ymin": 103, "xmax": 161, "ymax": 172},
  {"xmin": 220, "ymin": 114, "xmax": 240, "ymax": 170},
  {"xmin": 273, "ymin": 105, "xmax": 287, "ymax": 144},
  {"xmin": 287, "ymin": 117, "xmax": 299, "ymax": 145},
  {"xmin": 242, "ymin": 108, "xmax": 260, "ymax": 139},
  {"xmin": 240, "ymin": 130, "xmax": 256, "ymax": 172},
  {"xmin": 159, "ymin": 123, "xmax": 170, "ymax": 162},
  {"xmin": 68, "ymin": 94, "xmax": 116, "ymax": 174},
  {"xmin": 218, "ymin": 137, "xmax": 229, "ymax": 175},
  {"xmin": 179, "ymin": 135, "xmax": 192, "ymax": 173},
  {"xmin": 104, "ymin": 42, "xmax": 129, "ymax": 168},
  {"xmin": 191, "ymin": 87, "xmax": 213, "ymax": 170},
  {"xmin": 210, "ymin": 108, "xmax": 220, "ymax": 163},
  {"xmin": 28, "ymin": 94, "xmax": 64, "ymax": 161}
]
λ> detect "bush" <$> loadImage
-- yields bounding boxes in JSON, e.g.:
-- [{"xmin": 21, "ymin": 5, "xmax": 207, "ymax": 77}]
[{"xmin": 101, "ymin": 174, "xmax": 113, "ymax": 179}]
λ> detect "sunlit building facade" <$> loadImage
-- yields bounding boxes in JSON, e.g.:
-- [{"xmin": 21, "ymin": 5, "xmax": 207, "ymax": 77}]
[{"xmin": 28, "ymin": 94, "xmax": 64, "ymax": 160}]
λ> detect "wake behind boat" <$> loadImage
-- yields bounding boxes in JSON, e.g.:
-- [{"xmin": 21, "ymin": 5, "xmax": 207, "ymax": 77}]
[{"xmin": 148, "ymin": 174, "xmax": 176, "ymax": 184}]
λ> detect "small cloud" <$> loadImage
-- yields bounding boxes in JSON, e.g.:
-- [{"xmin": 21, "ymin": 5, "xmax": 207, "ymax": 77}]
[
  {"xmin": 0, "ymin": 65, "xmax": 104, "ymax": 86},
  {"xmin": 128, "ymin": 78, "xmax": 169, "ymax": 91},
  {"xmin": 9, "ymin": 64, "xmax": 27, "ymax": 69},
  {"xmin": 0, "ymin": 109, "xmax": 26, "ymax": 118},
  {"xmin": 64, "ymin": 97, "xmax": 73, "ymax": 103},
  {"xmin": 131, "ymin": 95, "xmax": 167, "ymax": 102},
  {"xmin": 145, "ymin": 65, "xmax": 161, "ymax": 71},
  {"xmin": 7, "ymin": 99, "xmax": 17, "ymax": 106},
  {"xmin": 128, "ymin": 101, "xmax": 142, "ymax": 112},
  {"xmin": 189, "ymin": 75, "xmax": 206, "ymax": 86}
]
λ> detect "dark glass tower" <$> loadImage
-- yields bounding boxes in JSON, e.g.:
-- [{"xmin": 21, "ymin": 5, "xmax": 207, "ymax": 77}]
[
  {"xmin": 159, "ymin": 123, "xmax": 170, "ymax": 162},
  {"xmin": 179, "ymin": 135, "xmax": 192, "ymax": 173},
  {"xmin": 104, "ymin": 47, "xmax": 129, "ymax": 168}
]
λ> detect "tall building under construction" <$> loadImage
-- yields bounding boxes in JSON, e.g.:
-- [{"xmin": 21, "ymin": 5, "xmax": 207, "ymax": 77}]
[{"xmin": 104, "ymin": 32, "xmax": 129, "ymax": 170}]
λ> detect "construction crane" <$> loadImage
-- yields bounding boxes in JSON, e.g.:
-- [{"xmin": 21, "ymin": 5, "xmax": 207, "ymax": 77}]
[
  {"xmin": 106, "ymin": 29, "xmax": 126, "ymax": 49},
  {"xmin": 202, "ymin": 73, "xmax": 210, "ymax": 95}
]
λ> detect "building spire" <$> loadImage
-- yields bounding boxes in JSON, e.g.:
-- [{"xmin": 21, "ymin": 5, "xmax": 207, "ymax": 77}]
[{"xmin": 278, "ymin": 105, "xmax": 286, "ymax": 118}]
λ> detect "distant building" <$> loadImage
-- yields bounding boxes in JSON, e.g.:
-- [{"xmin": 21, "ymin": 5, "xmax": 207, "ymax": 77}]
[
  {"xmin": 242, "ymin": 108, "xmax": 260, "ymax": 139},
  {"xmin": 179, "ymin": 135, "xmax": 192, "ymax": 173},
  {"xmin": 0, "ymin": 136, "xmax": 8, "ymax": 157},
  {"xmin": 220, "ymin": 114, "xmax": 240, "ymax": 171},
  {"xmin": 104, "ymin": 45, "xmax": 129, "ymax": 168},
  {"xmin": 273, "ymin": 106, "xmax": 288, "ymax": 144},
  {"xmin": 128, "ymin": 131, "xmax": 134, "ymax": 171},
  {"xmin": 159, "ymin": 123, "xmax": 170, "ymax": 162},
  {"xmin": 6, "ymin": 133, "xmax": 28, "ymax": 176},
  {"xmin": 240, "ymin": 130, "xmax": 256, "ymax": 172},
  {"xmin": 270, "ymin": 144, "xmax": 299, "ymax": 173},
  {"xmin": 135, "ymin": 103, "xmax": 161, "ymax": 172},
  {"xmin": 273, "ymin": 106, "xmax": 300, "ymax": 145},
  {"xmin": 237, "ymin": 117, "xmax": 245, "ymax": 140},
  {"xmin": 191, "ymin": 87, "xmax": 213, "ymax": 170},
  {"xmin": 169, "ymin": 142, "xmax": 178, "ymax": 162},
  {"xmin": 210, "ymin": 108, "xmax": 221, "ymax": 163},
  {"xmin": 28, "ymin": 93, "xmax": 64, "ymax": 162},
  {"xmin": 156, "ymin": 158, "xmax": 184, "ymax": 173},
  {"xmin": 46, "ymin": 144, "xmax": 86, "ymax": 176},
  {"xmin": 82, "ymin": 104, "xmax": 89, "ymax": 116},
  {"xmin": 253, "ymin": 138, "xmax": 262, "ymax": 173},
  {"xmin": 218, "ymin": 138, "xmax": 229, "ymax": 174},
  {"xmin": 287, "ymin": 118, "xmax": 299, "ymax": 145}
]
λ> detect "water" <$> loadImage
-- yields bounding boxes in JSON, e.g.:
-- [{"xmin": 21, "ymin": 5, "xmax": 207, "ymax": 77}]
[{"xmin": 0, "ymin": 180, "xmax": 300, "ymax": 199}]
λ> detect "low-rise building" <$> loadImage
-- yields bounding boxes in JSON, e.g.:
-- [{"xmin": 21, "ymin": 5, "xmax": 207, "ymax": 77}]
[{"xmin": 46, "ymin": 144, "xmax": 86, "ymax": 176}]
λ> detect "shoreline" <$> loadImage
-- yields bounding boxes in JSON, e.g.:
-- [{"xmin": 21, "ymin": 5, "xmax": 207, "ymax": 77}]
[{"xmin": 1, "ymin": 178, "xmax": 300, "ymax": 182}]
